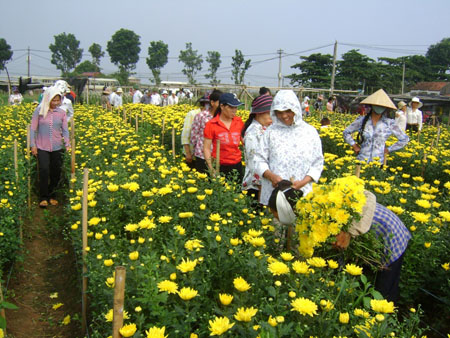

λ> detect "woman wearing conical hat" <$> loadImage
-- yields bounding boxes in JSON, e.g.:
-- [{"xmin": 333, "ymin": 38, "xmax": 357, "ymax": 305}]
[{"xmin": 343, "ymin": 89, "xmax": 409, "ymax": 164}]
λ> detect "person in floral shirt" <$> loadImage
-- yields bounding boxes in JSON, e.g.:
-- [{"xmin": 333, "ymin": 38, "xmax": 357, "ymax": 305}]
[
  {"xmin": 343, "ymin": 89, "xmax": 409, "ymax": 164},
  {"xmin": 242, "ymin": 94, "xmax": 273, "ymax": 203}
]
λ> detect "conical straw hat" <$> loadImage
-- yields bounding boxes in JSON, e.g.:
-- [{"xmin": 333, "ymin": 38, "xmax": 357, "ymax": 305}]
[{"xmin": 360, "ymin": 89, "xmax": 396, "ymax": 110}]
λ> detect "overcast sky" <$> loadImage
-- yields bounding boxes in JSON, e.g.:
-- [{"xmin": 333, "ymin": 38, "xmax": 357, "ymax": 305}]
[{"xmin": 1, "ymin": 0, "xmax": 449, "ymax": 86}]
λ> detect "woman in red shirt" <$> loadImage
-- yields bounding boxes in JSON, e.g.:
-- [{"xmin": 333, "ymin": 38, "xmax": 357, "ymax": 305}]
[{"xmin": 203, "ymin": 93, "xmax": 244, "ymax": 181}]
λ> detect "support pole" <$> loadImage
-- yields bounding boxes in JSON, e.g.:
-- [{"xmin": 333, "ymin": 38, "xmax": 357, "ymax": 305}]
[
  {"xmin": 215, "ymin": 140, "xmax": 220, "ymax": 174},
  {"xmin": 354, "ymin": 164, "xmax": 361, "ymax": 178},
  {"xmin": 27, "ymin": 125, "xmax": 31, "ymax": 209},
  {"xmin": 277, "ymin": 49, "xmax": 283, "ymax": 88},
  {"xmin": 135, "ymin": 113, "xmax": 138, "ymax": 132},
  {"xmin": 70, "ymin": 119, "xmax": 76, "ymax": 183},
  {"xmin": 161, "ymin": 117, "xmax": 166, "ymax": 146},
  {"xmin": 14, "ymin": 139, "xmax": 18, "ymax": 183},
  {"xmin": 81, "ymin": 168, "xmax": 89, "ymax": 334},
  {"xmin": 112, "ymin": 266, "xmax": 126, "ymax": 338},
  {"xmin": 172, "ymin": 126, "xmax": 176, "ymax": 160},
  {"xmin": 0, "ymin": 278, "xmax": 6, "ymax": 336}
]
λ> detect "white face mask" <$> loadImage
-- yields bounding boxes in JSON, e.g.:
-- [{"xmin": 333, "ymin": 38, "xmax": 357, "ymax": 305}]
[{"xmin": 373, "ymin": 106, "xmax": 385, "ymax": 115}]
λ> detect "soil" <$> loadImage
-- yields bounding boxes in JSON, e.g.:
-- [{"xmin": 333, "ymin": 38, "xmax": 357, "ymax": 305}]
[{"xmin": 5, "ymin": 201, "xmax": 82, "ymax": 338}]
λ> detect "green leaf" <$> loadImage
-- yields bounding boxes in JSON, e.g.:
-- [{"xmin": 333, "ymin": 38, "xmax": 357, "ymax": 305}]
[
  {"xmin": 360, "ymin": 274, "xmax": 367, "ymax": 285},
  {"xmin": 0, "ymin": 301, "xmax": 18, "ymax": 310},
  {"xmin": 267, "ymin": 286, "xmax": 276, "ymax": 298}
]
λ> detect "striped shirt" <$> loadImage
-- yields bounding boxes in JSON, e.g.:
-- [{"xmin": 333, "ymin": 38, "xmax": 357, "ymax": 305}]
[
  {"xmin": 371, "ymin": 203, "xmax": 411, "ymax": 266},
  {"xmin": 30, "ymin": 106, "xmax": 70, "ymax": 152},
  {"xmin": 180, "ymin": 108, "xmax": 201, "ymax": 149},
  {"xmin": 190, "ymin": 109, "xmax": 213, "ymax": 159}
]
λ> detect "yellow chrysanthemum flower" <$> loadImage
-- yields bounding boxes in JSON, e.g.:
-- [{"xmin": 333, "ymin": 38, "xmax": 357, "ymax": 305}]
[
  {"xmin": 290, "ymin": 297, "xmax": 318, "ymax": 317},
  {"xmin": 344, "ymin": 263, "xmax": 363, "ymax": 276},
  {"xmin": 209, "ymin": 316, "xmax": 235, "ymax": 336},
  {"xmin": 268, "ymin": 261, "xmax": 290, "ymax": 276},
  {"xmin": 157, "ymin": 280, "xmax": 178, "ymax": 294},
  {"xmin": 233, "ymin": 276, "xmax": 251, "ymax": 292},
  {"xmin": 292, "ymin": 261, "xmax": 310, "ymax": 274},
  {"xmin": 219, "ymin": 293, "xmax": 233, "ymax": 306},
  {"xmin": 370, "ymin": 299, "xmax": 395, "ymax": 313},
  {"xmin": 176, "ymin": 258, "xmax": 198, "ymax": 273},
  {"xmin": 119, "ymin": 323, "xmax": 137, "ymax": 337},
  {"xmin": 178, "ymin": 287, "xmax": 198, "ymax": 301},
  {"xmin": 234, "ymin": 307, "xmax": 258, "ymax": 322},
  {"xmin": 145, "ymin": 326, "xmax": 168, "ymax": 338}
]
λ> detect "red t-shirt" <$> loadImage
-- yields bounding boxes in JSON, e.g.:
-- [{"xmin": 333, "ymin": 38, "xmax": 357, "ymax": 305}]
[{"xmin": 204, "ymin": 114, "xmax": 244, "ymax": 165}]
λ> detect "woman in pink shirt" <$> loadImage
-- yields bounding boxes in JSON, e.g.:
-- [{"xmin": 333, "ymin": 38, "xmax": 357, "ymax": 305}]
[{"xmin": 30, "ymin": 86, "xmax": 70, "ymax": 208}]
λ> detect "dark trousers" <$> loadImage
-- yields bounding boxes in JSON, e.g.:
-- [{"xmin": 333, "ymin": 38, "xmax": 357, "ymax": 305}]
[
  {"xmin": 220, "ymin": 162, "xmax": 243, "ymax": 182},
  {"xmin": 406, "ymin": 124, "xmax": 418, "ymax": 132},
  {"xmin": 38, "ymin": 149, "xmax": 63, "ymax": 201},
  {"xmin": 195, "ymin": 158, "xmax": 209, "ymax": 174},
  {"xmin": 375, "ymin": 253, "xmax": 405, "ymax": 302}
]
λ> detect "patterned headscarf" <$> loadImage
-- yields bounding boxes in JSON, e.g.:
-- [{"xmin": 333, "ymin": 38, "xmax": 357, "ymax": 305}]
[
  {"xmin": 39, "ymin": 86, "xmax": 62, "ymax": 118},
  {"xmin": 270, "ymin": 90, "xmax": 303, "ymax": 127}
]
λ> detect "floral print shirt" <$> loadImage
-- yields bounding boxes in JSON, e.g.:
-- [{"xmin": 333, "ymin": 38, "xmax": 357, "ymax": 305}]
[
  {"xmin": 190, "ymin": 109, "xmax": 213, "ymax": 159},
  {"xmin": 242, "ymin": 120, "xmax": 266, "ymax": 191},
  {"xmin": 343, "ymin": 115, "xmax": 409, "ymax": 164},
  {"xmin": 254, "ymin": 90, "xmax": 324, "ymax": 205}
]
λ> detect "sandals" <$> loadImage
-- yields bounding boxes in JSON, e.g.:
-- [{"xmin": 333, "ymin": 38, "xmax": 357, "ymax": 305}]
[
  {"xmin": 39, "ymin": 200, "xmax": 48, "ymax": 208},
  {"xmin": 49, "ymin": 199, "xmax": 59, "ymax": 206}
]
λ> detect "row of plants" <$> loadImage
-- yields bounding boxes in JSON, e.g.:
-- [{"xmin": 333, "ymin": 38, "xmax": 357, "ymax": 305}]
[{"xmin": 58, "ymin": 103, "xmax": 448, "ymax": 337}]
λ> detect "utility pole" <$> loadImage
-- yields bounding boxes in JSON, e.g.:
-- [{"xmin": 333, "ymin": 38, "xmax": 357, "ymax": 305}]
[
  {"xmin": 401, "ymin": 60, "xmax": 405, "ymax": 94},
  {"xmin": 330, "ymin": 41, "xmax": 338, "ymax": 96},
  {"xmin": 277, "ymin": 49, "xmax": 283, "ymax": 88},
  {"xmin": 27, "ymin": 46, "xmax": 30, "ymax": 77}
]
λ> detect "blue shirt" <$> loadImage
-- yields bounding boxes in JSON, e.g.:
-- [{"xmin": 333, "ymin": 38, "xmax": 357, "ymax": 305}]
[{"xmin": 371, "ymin": 203, "xmax": 411, "ymax": 266}]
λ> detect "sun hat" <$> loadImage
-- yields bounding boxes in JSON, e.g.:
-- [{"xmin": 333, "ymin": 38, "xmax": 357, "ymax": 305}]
[
  {"xmin": 397, "ymin": 101, "xmax": 407, "ymax": 109},
  {"xmin": 219, "ymin": 93, "xmax": 243, "ymax": 107},
  {"xmin": 304, "ymin": 96, "xmax": 310, "ymax": 101},
  {"xmin": 116, "ymin": 87, "xmax": 123, "ymax": 93},
  {"xmin": 409, "ymin": 97, "xmax": 423, "ymax": 108},
  {"xmin": 251, "ymin": 94, "xmax": 273, "ymax": 114},
  {"xmin": 198, "ymin": 93, "xmax": 210, "ymax": 103},
  {"xmin": 162, "ymin": 90, "xmax": 168, "ymax": 95},
  {"xmin": 268, "ymin": 180, "xmax": 303, "ymax": 225},
  {"xmin": 360, "ymin": 89, "xmax": 396, "ymax": 110}
]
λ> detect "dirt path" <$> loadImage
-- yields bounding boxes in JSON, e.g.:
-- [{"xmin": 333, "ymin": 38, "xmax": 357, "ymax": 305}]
[{"xmin": 5, "ymin": 203, "xmax": 82, "ymax": 338}]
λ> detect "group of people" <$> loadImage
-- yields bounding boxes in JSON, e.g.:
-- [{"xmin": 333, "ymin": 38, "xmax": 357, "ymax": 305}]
[{"xmin": 394, "ymin": 97, "xmax": 424, "ymax": 132}]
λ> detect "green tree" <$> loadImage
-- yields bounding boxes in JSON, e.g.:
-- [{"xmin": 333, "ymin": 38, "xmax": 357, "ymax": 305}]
[
  {"xmin": 49, "ymin": 32, "xmax": 83, "ymax": 75},
  {"xmin": 107, "ymin": 28, "xmax": 141, "ymax": 84},
  {"xmin": 336, "ymin": 49, "xmax": 376, "ymax": 91},
  {"xmin": 205, "ymin": 51, "xmax": 221, "ymax": 86},
  {"xmin": 0, "ymin": 38, "xmax": 13, "ymax": 71},
  {"xmin": 146, "ymin": 40, "xmax": 169, "ymax": 85},
  {"xmin": 377, "ymin": 57, "xmax": 404, "ymax": 93},
  {"xmin": 426, "ymin": 37, "xmax": 450, "ymax": 79},
  {"xmin": 88, "ymin": 43, "xmax": 105, "ymax": 69},
  {"xmin": 231, "ymin": 50, "xmax": 251, "ymax": 85},
  {"xmin": 287, "ymin": 53, "xmax": 333, "ymax": 88},
  {"xmin": 72, "ymin": 60, "xmax": 100, "ymax": 75},
  {"xmin": 178, "ymin": 42, "xmax": 203, "ymax": 84}
]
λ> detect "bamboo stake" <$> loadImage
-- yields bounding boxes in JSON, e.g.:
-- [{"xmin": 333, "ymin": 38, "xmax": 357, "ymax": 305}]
[
  {"xmin": 26, "ymin": 125, "xmax": 31, "ymax": 209},
  {"xmin": 81, "ymin": 168, "xmax": 89, "ymax": 334},
  {"xmin": 172, "ymin": 126, "xmax": 176, "ymax": 160},
  {"xmin": 135, "ymin": 113, "xmax": 138, "ymax": 132},
  {"xmin": 161, "ymin": 117, "xmax": 166, "ymax": 146},
  {"xmin": 70, "ymin": 119, "xmax": 76, "ymax": 183},
  {"xmin": 14, "ymin": 139, "xmax": 18, "ymax": 183},
  {"xmin": 0, "ymin": 278, "xmax": 6, "ymax": 336},
  {"xmin": 286, "ymin": 225, "xmax": 293, "ymax": 252},
  {"xmin": 112, "ymin": 266, "xmax": 126, "ymax": 338},
  {"xmin": 141, "ymin": 107, "xmax": 144, "ymax": 124},
  {"xmin": 215, "ymin": 139, "xmax": 220, "ymax": 174},
  {"xmin": 123, "ymin": 109, "xmax": 127, "ymax": 123},
  {"xmin": 354, "ymin": 164, "xmax": 361, "ymax": 178}
]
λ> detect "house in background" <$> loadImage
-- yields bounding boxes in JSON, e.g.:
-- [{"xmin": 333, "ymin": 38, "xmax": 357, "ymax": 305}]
[{"xmin": 409, "ymin": 82, "xmax": 450, "ymax": 97}]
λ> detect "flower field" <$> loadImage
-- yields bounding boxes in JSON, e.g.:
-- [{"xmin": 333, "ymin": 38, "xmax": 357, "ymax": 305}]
[{"xmin": 1, "ymin": 102, "xmax": 449, "ymax": 337}]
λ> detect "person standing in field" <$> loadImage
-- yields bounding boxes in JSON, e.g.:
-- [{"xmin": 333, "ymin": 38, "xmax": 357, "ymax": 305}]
[
  {"xmin": 181, "ymin": 93, "xmax": 209, "ymax": 169},
  {"xmin": 132, "ymin": 86, "xmax": 143, "ymax": 103},
  {"xmin": 326, "ymin": 97, "xmax": 334, "ymax": 112},
  {"xmin": 190, "ymin": 90, "xmax": 222, "ymax": 174},
  {"xmin": 242, "ymin": 94, "xmax": 273, "ymax": 203},
  {"xmin": 406, "ymin": 97, "xmax": 423, "ymax": 132},
  {"xmin": 8, "ymin": 87, "xmax": 23, "ymax": 105},
  {"xmin": 343, "ymin": 89, "xmax": 409, "ymax": 164},
  {"xmin": 101, "ymin": 87, "xmax": 112, "ymax": 110},
  {"xmin": 168, "ymin": 91, "xmax": 179, "ymax": 106},
  {"xmin": 254, "ymin": 90, "xmax": 324, "ymax": 206},
  {"xmin": 203, "ymin": 93, "xmax": 244, "ymax": 181},
  {"xmin": 395, "ymin": 101, "xmax": 407, "ymax": 131},
  {"xmin": 112, "ymin": 88, "xmax": 123, "ymax": 109},
  {"xmin": 30, "ymin": 86, "xmax": 70, "ymax": 208}
]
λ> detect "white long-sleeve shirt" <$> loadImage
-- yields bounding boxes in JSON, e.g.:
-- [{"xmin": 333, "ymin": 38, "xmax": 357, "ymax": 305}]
[
  {"xmin": 395, "ymin": 109, "xmax": 407, "ymax": 131},
  {"xmin": 242, "ymin": 120, "xmax": 266, "ymax": 191},
  {"xmin": 168, "ymin": 95, "xmax": 179, "ymax": 105},
  {"xmin": 406, "ymin": 108, "xmax": 423, "ymax": 131},
  {"xmin": 132, "ymin": 90, "xmax": 143, "ymax": 103}
]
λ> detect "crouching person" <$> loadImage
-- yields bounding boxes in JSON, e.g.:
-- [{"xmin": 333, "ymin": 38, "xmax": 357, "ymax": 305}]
[{"xmin": 334, "ymin": 191, "xmax": 411, "ymax": 302}]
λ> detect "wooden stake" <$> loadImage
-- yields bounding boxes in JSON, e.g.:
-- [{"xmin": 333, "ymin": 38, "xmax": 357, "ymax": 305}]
[
  {"xmin": 112, "ymin": 266, "xmax": 126, "ymax": 338},
  {"xmin": 354, "ymin": 164, "xmax": 361, "ymax": 178},
  {"xmin": 135, "ymin": 113, "xmax": 138, "ymax": 132},
  {"xmin": 141, "ymin": 107, "xmax": 144, "ymax": 124},
  {"xmin": 286, "ymin": 225, "xmax": 293, "ymax": 252},
  {"xmin": 70, "ymin": 119, "xmax": 76, "ymax": 183},
  {"xmin": 0, "ymin": 278, "xmax": 6, "ymax": 336},
  {"xmin": 123, "ymin": 109, "xmax": 127, "ymax": 123},
  {"xmin": 27, "ymin": 125, "xmax": 31, "ymax": 209},
  {"xmin": 215, "ymin": 139, "xmax": 220, "ymax": 174},
  {"xmin": 81, "ymin": 168, "xmax": 89, "ymax": 334},
  {"xmin": 161, "ymin": 117, "xmax": 166, "ymax": 146},
  {"xmin": 13, "ymin": 139, "xmax": 18, "ymax": 183},
  {"xmin": 171, "ymin": 126, "xmax": 176, "ymax": 160}
]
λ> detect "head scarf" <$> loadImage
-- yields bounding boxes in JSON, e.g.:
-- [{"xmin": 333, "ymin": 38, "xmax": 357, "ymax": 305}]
[
  {"xmin": 270, "ymin": 90, "xmax": 303, "ymax": 127},
  {"xmin": 39, "ymin": 86, "xmax": 62, "ymax": 118},
  {"xmin": 54, "ymin": 80, "xmax": 69, "ymax": 95}
]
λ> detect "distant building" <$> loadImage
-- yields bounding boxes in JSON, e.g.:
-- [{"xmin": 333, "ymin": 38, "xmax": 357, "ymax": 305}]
[{"xmin": 409, "ymin": 82, "xmax": 450, "ymax": 97}]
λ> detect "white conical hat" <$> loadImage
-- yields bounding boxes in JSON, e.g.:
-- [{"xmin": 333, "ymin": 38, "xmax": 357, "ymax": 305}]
[{"xmin": 360, "ymin": 89, "xmax": 396, "ymax": 110}]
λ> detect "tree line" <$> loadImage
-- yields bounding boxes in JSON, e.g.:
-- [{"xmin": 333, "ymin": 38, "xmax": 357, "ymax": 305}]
[
  {"xmin": 287, "ymin": 38, "xmax": 450, "ymax": 94},
  {"xmin": 0, "ymin": 30, "xmax": 448, "ymax": 90}
]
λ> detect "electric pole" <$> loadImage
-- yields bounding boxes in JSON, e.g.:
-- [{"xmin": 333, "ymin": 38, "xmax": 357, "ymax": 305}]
[
  {"xmin": 277, "ymin": 49, "xmax": 283, "ymax": 88},
  {"xmin": 27, "ymin": 46, "xmax": 30, "ymax": 77},
  {"xmin": 401, "ymin": 60, "xmax": 405, "ymax": 94},
  {"xmin": 330, "ymin": 41, "xmax": 338, "ymax": 96}
]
